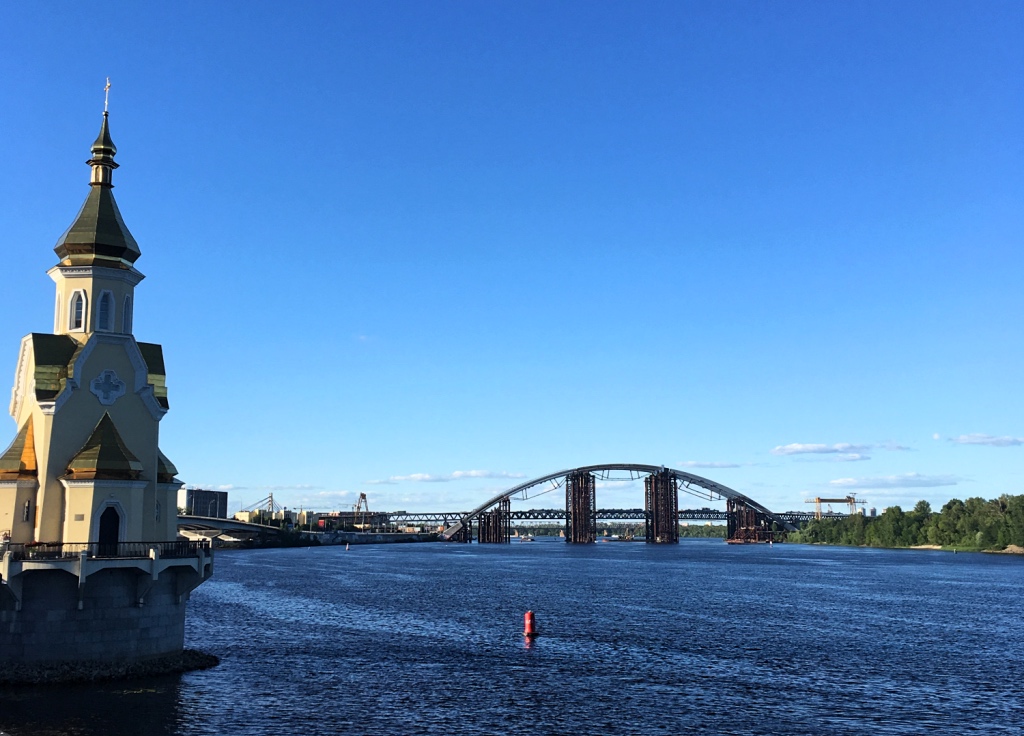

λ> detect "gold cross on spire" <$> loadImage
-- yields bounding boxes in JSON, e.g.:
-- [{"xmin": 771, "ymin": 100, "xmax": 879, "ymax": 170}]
[{"xmin": 104, "ymin": 77, "xmax": 111, "ymax": 113}]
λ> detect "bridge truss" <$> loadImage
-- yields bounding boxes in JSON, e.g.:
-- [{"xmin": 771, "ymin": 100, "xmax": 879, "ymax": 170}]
[{"xmin": 434, "ymin": 464, "xmax": 800, "ymax": 544}]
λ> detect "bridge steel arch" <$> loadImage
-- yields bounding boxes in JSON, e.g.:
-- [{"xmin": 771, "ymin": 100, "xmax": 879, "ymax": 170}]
[{"xmin": 440, "ymin": 463, "xmax": 797, "ymax": 541}]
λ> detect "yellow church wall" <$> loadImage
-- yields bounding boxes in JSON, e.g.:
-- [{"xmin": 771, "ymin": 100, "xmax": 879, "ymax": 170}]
[
  {"xmin": 49, "ymin": 266, "xmax": 142, "ymax": 341},
  {"xmin": 156, "ymin": 483, "xmax": 182, "ymax": 540},
  {"xmin": 0, "ymin": 481, "xmax": 38, "ymax": 544},
  {"xmin": 55, "ymin": 341, "xmax": 160, "ymax": 543},
  {"xmin": 63, "ymin": 486, "xmax": 93, "ymax": 541},
  {"xmin": 62, "ymin": 479, "xmax": 149, "ymax": 544},
  {"xmin": 14, "ymin": 336, "xmax": 167, "ymax": 545},
  {"xmin": 7, "ymin": 347, "xmax": 63, "ymax": 543}
]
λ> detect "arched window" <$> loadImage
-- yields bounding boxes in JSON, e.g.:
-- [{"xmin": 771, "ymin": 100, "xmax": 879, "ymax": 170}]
[
  {"xmin": 122, "ymin": 296, "xmax": 133, "ymax": 333},
  {"xmin": 97, "ymin": 291, "xmax": 113, "ymax": 331},
  {"xmin": 70, "ymin": 292, "xmax": 86, "ymax": 331}
]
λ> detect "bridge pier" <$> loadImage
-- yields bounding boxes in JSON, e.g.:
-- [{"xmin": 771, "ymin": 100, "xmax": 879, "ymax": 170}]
[
  {"xmin": 565, "ymin": 471, "xmax": 597, "ymax": 544},
  {"xmin": 645, "ymin": 469, "xmax": 679, "ymax": 543},
  {"xmin": 726, "ymin": 498, "xmax": 781, "ymax": 543},
  {"xmin": 477, "ymin": 498, "xmax": 511, "ymax": 543}
]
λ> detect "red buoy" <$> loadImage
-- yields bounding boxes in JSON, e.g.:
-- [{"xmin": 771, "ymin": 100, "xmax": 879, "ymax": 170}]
[{"xmin": 524, "ymin": 610, "xmax": 538, "ymax": 638}]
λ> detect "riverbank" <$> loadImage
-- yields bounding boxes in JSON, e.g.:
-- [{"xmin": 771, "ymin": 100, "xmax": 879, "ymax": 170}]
[
  {"xmin": 795, "ymin": 541, "xmax": 1024, "ymax": 555},
  {"xmin": 301, "ymin": 531, "xmax": 439, "ymax": 545},
  {"xmin": 0, "ymin": 649, "xmax": 219, "ymax": 686}
]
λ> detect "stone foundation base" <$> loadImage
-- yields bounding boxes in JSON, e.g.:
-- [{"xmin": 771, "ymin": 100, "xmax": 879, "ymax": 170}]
[
  {"xmin": 0, "ymin": 567, "xmax": 200, "ymax": 662},
  {"xmin": 0, "ymin": 647, "xmax": 219, "ymax": 685}
]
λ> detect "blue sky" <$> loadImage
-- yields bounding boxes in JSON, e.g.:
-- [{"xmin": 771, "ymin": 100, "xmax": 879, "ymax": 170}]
[{"xmin": 2, "ymin": 1, "xmax": 1022, "ymax": 515}]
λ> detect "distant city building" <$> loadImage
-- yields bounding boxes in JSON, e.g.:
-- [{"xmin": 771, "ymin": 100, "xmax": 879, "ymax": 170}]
[{"xmin": 181, "ymin": 488, "xmax": 229, "ymax": 518}]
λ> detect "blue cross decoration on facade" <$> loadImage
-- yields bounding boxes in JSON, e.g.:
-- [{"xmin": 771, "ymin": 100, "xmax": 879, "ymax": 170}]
[{"xmin": 90, "ymin": 369, "xmax": 126, "ymax": 406}]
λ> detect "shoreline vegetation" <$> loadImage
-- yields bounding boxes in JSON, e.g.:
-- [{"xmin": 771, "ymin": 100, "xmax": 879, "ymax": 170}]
[{"xmin": 788, "ymin": 494, "xmax": 1024, "ymax": 554}]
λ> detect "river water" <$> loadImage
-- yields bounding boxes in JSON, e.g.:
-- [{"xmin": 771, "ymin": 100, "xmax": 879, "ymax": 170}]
[{"xmin": 1, "ymin": 539, "xmax": 1022, "ymax": 735}]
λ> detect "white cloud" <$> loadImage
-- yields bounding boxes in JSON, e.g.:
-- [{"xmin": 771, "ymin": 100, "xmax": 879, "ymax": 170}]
[
  {"xmin": 949, "ymin": 434, "xmax": 1023, "ymax": 447},
  {"xmin": 932, "ymin": 433, "xmax": 941, "ymax": 440},
  {"xmin": 366, "ymin": 470, "xmax": 526, "ymax": 485},
  {"xmin": 677, "ymin": 461, "xmax": 742, "ymax": 469},
  {"xmin": 772, "ymin": 441, "xmax": 911, "ymax": 458},
  {"xmin": 879, "ymin": 442, "xmax": 912, "ymax": 452},
  {"xmin": 836, "ymin": 453, "xmax": 871, "ymax": 462},
  {"xmin": 829, "ymin": 473, "xmax": 962, "ymax": 490},
  {"xmin": 258, "ymin": 484, "xmax": 320, "ymax": 491},
  {"xmin": 771, "ymin": 443, "xmax": 872, "ymax": 456}
]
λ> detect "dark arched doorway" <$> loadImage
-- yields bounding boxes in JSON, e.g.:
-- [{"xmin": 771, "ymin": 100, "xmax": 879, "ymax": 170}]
[{"xmin": 98, "ymin": 506, "xmax": 120, "ymax": 556}]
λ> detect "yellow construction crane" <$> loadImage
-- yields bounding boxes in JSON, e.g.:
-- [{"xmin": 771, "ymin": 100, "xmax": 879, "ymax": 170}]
[{"xmin": 804, "ymin": 495, "xmax": 866, "ymax": 519}]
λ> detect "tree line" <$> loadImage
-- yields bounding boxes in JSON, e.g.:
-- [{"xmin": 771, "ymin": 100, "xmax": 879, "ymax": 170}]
[{"xmin": 788, "ymin": 494, "xmax": 1024, "ymax": 551}]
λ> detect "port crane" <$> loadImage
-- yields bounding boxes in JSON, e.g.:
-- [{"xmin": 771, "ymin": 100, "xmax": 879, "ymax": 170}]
[
  {"xmin": 353, "ymin": 493, "xmax": 370, "ymax": 530},
  {"xmin": 804, "ymin": 495, "xmax": 866, "ymax": 519}
]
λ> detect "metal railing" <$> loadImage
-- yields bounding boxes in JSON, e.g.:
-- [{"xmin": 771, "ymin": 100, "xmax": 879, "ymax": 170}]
[{"xmin": 2, "ymin": 539, "xmax": 210, "ymax": 562}]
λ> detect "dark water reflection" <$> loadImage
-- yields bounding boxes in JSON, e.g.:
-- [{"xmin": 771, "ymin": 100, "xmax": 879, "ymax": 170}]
[{"xmin": 2, "ymin": 540, "xmax": 1022, "ymax": 735}]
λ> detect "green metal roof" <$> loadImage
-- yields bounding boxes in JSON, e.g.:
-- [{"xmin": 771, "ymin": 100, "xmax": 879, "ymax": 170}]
[
  {"xmin": 157, "ymin": 449, "xmax": 178, "ymax": 483},
  {"xmin": 65, "ymin": 413, "xmax": 143, "ymax": 481},
  {"xmin": 0, "ymin": 417, "xmax": 37, "ymax": 480},
  {"xmin": 137, "ymin": 342, "xmax": 165, "ymax": 375},
  {"xmin": 53, "ymin": 185, "xmax": 140, "ymax": 265},
  {"xmin": 29, "ymin": 333, "xmax": 80, "ymax": 401},
  {"xmin": 137, "ymin": 342, "xmax": 169, "ymax": 409}
]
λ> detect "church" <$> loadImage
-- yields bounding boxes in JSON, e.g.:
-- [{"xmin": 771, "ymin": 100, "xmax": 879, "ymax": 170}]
[{"xmin": 0, "ymin": 107, "xmax": 211, "ymax": 671}]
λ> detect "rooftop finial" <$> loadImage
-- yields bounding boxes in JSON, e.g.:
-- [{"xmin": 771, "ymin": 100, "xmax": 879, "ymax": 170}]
[{"xmin": 88, "ymin": 93, "xmax": 118, "ymax": 187}]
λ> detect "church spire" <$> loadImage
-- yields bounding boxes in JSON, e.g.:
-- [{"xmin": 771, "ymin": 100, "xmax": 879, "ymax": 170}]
[{"xmin": 53, "ymin": 85, "xmax": 140, "ymax": 267}]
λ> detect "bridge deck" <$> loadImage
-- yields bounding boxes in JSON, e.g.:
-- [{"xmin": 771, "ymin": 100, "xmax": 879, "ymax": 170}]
[{"xmin": 386, "ymin": 509, "xmax": 842, "ymax": 525}]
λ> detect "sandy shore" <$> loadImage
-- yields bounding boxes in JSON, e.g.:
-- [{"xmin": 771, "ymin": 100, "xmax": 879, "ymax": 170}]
[
  {"xmin": 993, "ymin": 544, "xmax": 1024, "ymax": 555},
  {"xmin": 910, "ymin": 543, "xmax": 1024, "ymax": 554}
]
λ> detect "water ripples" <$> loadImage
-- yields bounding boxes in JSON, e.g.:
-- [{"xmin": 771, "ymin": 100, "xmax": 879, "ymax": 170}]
[{"xmin": 1, "ymin": 541, "xmax": 1022, "ymax": 735}]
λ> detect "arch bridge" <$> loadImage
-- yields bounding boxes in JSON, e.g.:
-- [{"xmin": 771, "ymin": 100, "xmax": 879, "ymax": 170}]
[{"xmin": 440, "ymin": 464, "xmax": 796, "ymax": 544}]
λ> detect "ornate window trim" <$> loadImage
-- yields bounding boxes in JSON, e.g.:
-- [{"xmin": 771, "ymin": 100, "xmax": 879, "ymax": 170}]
[
  {"xmin": 96, "ymin": 290, "xmax": 115, "ymax": 332},
  {"xmin": 69, "ymin": 290, "xmax": 88, "ymax": 332},
  {"xmin": 122, "ymin": 295, "xmax": 133, "ymax": 334}
]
